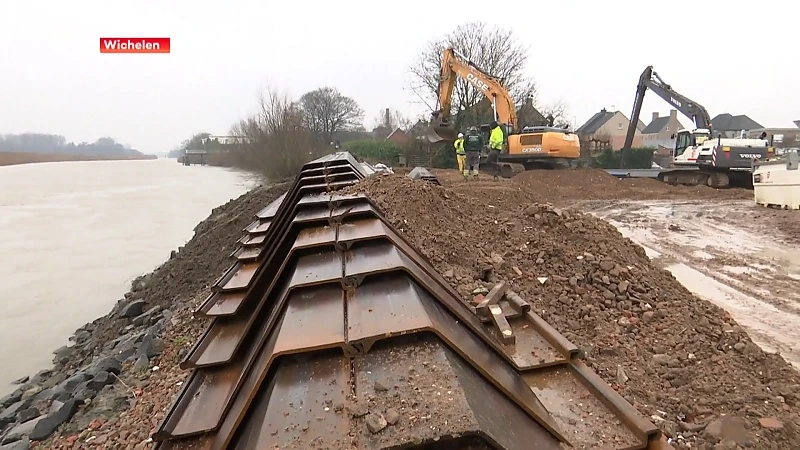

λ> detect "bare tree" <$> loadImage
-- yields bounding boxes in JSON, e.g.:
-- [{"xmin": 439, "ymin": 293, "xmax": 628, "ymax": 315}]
[
  {"xmin": 540, "ymin": 100, "xmax": 572, "ymax": 128},
  {"xmin": 227, "ymin": 88, "xmax": 324, "ymax": 179},
  {"xmin": 371, "ymin": 108, "xmax": 413, "ymax": 131},
  {"xmin": 299, "ymin": 87, "xmax": 364, "ymax": 143},
  {"xmin": 409, "ymin": 22, "xmax": 539, "ymax": 121}
]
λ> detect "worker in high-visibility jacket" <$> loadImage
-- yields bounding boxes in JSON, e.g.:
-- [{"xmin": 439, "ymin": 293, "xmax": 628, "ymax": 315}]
[
  {"xmin": 487, "ymin": 121, "xmax": 505, "ymax": 180},
  {"xmin": 454, "ymin": 132, "xmax": 466, "ymax": 176}
]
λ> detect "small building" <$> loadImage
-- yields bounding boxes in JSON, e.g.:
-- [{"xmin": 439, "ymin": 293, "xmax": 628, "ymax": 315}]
[
  {"xmin": 641, "ymin": 110, "xmax": 682, "ymax": 149},
  {"xmin": 386, "ymin": 128, "xmax": 410, "ymax": 145},
  {"xmin": 575, "ymin": 108, "xmax": 645, "ymax": 151}
]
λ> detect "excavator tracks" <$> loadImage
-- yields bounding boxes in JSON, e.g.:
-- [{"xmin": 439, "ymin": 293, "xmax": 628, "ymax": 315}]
[{"xmin": 151, "ymin": 152, "xmax": 674, "ymax": 450}]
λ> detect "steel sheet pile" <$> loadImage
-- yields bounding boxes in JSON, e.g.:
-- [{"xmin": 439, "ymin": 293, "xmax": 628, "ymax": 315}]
[{"xmin": 151, "ymin": 152, "xmax": 673, "ymax": 450}]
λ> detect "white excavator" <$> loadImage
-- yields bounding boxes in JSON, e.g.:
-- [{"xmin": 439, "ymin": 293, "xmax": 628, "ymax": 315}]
[{"xmin": 617, "ymin": 66, "xmax": 772, "ymax": 188}]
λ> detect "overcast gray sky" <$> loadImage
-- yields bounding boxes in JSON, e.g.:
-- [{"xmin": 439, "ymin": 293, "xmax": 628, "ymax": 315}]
[{"xmin": 1, "ymin": 0, "xmax": 797, "ymax": 154}]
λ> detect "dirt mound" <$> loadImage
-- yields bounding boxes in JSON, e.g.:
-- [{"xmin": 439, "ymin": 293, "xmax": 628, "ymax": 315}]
[
  {"xmin": 344, "ymin": 174, "xmax": 800, "ymax": 449},
  {"xmin": 510, "ymin": 169, "xmax": 753, "ymax": 202}
]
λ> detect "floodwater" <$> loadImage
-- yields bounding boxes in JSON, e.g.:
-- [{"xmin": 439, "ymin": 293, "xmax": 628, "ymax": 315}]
[{"xmin": 0, "ymin": 159, "xmax": 259, "ymax": 391}]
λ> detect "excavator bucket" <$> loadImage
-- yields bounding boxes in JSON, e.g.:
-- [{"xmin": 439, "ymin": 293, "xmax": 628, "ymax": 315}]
[{"xmin": 427, "ymin": 121, "xmax": 458, "ymax": 143}]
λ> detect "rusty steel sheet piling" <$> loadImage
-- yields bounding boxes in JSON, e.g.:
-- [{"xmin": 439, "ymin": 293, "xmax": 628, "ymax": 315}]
[{"xmin": 153, "ymin": 152, "xmax": 673, "ymax": 450}]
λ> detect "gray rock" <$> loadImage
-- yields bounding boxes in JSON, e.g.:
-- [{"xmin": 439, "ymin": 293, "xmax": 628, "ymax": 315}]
[
  {"xmin": 138, "ymin": 335, "xmax": 165, "ymax": 359},
  {"xmin": 28, "ymin": 399, "xmax": 80, "ymax": 441},
  {"xmin": 16, "ymin": 408, "xmax": 39, "ymax": 423},
  {"xmin": 1, "ymin": 417, "xmax": 43, "ymax": 444},
  {"xmin": 51, "ymin": 346, "xmax": 73, "ymax": 362},
  {"xmin": 87, "ymin": 372, "xmax": 113, "ymax": 391},
  {"xmin": 0, "ymin": 437, "xmax": 31, "ymax": 450},
  {"xmin": 55, "ymin": 372, "xmax": 90, "ymax": 395},
  {"xmin": 0, "ymin": 401, "xmax": 25, "ymax": 427},
  {"xmin": 73, "ymin": 330, "xmax": 91, "ymax": 344},
  {"xmin": 365, "ymin": 412, "xmax": 387, "ymax": 433},
  {"xmin": 132, "ymin": 306, "xmax": 161, "ymax": 327},
  {"xmin": 86, "ymin": 356, "xmax": 121, "ymax": 376},
  {"xmin": 10, "ymin": 377, "xmax": 28, "ymax": 386},
  {"xmin": 133, "ymin": 355, "xmax": 149, "ymax": 371},
  {"xmin": 40, "ymin": 373, "xmax": 66, "ymax": 390},
  {"xmin": 0, "ymin": 390, "xmax": 22, "ymax": 409},
  {"xmin": 118, "ymin": 300, "xmax": 145, "ymax": 318}
]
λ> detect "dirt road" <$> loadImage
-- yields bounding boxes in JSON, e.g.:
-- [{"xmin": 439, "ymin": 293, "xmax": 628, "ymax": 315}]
[{"xmin": 587, "ymin": 199, "xmax": 800, "ymax": 368}]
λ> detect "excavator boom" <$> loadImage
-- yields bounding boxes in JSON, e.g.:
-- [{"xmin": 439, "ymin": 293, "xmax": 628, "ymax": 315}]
[
  {"xmin": 428, "ymin": 48, "xmax": 518, "ymax": 143},
  {"xmin": 622, "ymin": 66, "xmax": 713, "ymax": 151}
]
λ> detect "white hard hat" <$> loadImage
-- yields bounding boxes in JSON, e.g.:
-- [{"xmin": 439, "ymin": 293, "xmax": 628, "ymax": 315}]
[{"xmin": 458, "ymin": 133, "xmax": 464, "ymax": 138}]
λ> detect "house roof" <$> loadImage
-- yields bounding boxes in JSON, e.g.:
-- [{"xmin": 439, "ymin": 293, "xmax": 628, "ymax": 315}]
[
  {"xmin": 642, "ymin": 116, "xmax": 671, "ymax": 134},
  {"xmin": 576, "ymin": 110, "xmax": 644, "ymax": 134},
  {"xmin": 576, "ymin": 110, "xmax": 615, "ymax": 134},
  {"xmin": 711, "ymin": 113, "xmax": 763, "ymax": 131},
  {"xmin": 385, "ymin": 127, "xmax": 407, "ymax": 140},
  {"xmin": 794, "ymin": 120, "xmax": 800, "ymax": 128}
]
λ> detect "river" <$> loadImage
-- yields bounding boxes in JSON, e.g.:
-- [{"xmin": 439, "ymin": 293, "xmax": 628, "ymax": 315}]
[{"xmin": 0, "ymin": 158, "xmax": 259, "ymax": 392}]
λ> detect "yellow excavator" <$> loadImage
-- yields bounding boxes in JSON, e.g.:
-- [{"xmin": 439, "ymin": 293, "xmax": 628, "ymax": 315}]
[{"xmin": 429, "ymin": 48, "xmax": 580, "ymax": 176}]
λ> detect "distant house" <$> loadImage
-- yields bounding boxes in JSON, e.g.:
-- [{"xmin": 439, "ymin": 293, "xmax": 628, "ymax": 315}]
[
  {"xmin": 575, "ymin": 108, "xmax": 645, "ymax": 151},
  {"xmin": 517, "ymin": 97, "xmax": 548, "ymax": 128},
  {"xmin": 641, "ymin": 110, "xmax": 682, "ymax": 149},
  {"xmin": 794, "ymin": 120, "xmax": 800, "ymax": 129},
  {"xmin": 386, "ymin": 128, "xmax": 409, "ymax": 145},
  {"xmin": 711, "ymin": 113, "xmax": 763, "ymax": 138}
]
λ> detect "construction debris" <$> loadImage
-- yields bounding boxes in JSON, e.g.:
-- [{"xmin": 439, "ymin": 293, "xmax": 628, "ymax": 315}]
[{"xmin": 407, "ymin": 166, "xmax": 441, "ymax": 185}]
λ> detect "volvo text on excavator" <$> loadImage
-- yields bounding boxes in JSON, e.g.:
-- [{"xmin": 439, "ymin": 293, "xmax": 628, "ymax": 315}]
[
  {"xmin": 428, "ymin": 48, "xmax": 580, "ymax": 176},
  {"xmin": 621, "ymin": 66, "xmax": 772, "ymax": 188}
]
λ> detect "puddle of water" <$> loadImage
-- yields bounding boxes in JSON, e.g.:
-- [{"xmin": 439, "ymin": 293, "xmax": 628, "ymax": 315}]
[
  {"xmin": 692, "ymin": 250, "xmax": 715, "ymax": 260},
  {"xmin": 722, "ymin": 265, "xmax": 753, "ymax": 275},
  {"xmin": 666, "ymin": 263, "xmax": 799, "ymax": 368}
]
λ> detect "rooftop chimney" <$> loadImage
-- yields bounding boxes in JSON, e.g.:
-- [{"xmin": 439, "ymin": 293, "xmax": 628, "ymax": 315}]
[
  {"xmin": 385, "ymin": 108, "xmax": 391, "ymax": 128},
  {"xmin": 669, "ymin": 109, "xmax": 677, "ymax": 119},
  {"xmin": 652, "ymin": 112, "xmax": 659, "ymax": 122}
]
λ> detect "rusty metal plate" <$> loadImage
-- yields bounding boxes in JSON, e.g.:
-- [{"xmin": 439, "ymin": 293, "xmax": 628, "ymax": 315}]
[
  {"xmin": 232, "ymin": 247, "xmax": 260, "ymax": 263},
  {"xmin": 353, "ymin": 337, "xmax": 562, "ymax": 450},
  {"xmin": 196, "ymin": 291, "xmax": 247, "ymax": 317},
  {"xmin": 239, "ymin": 234, "xmax": 266, "ymax": 247},
  {"xmin": 346, "ymin": 273, "xmax": 565, "ymax": 442},
  {"xmin": 215, "ymin": 262, "xmax": 260, "ymax": 292},
  {"xmin": 522, "ymin": 361, "xmax": 661, "ymax": 449},
  {"xmin": 228, "ymin": 352, "xmax": 351, "ymax": 449},
  {"xmin": 255, "ymin": 191, "xmax": 288, "ymax": 220},
  {"xmin": 155, "ymin": 285, "xmax": 345, "ymax": 440}
]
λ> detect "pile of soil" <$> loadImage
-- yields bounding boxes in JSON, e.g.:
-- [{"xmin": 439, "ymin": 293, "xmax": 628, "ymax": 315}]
[
  {"xmin": 343, "ymin": 174, "xmax": 800, "ymax": 449},
  {"xmin": 433, "ymin": 168, "xmax": 754, "ymax": 202}
]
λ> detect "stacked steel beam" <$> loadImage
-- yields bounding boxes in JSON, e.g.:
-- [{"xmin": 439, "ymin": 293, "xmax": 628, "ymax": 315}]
[{"xmin": 152, "ymin": 152, "xmax": 673, "ymax": 450}]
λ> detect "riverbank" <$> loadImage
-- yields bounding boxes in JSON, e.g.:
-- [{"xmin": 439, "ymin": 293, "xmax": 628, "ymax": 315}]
[
  {"xmin": 0, "ymin": 152, "xmax": 157, "ymax": 167},
  {"xmin": 1, "ymin": 168, "xmax": 798, "ymax": 449},
  {"xmin": 0, "ymin": 182, "xmax": 288, "ymax": 449}
]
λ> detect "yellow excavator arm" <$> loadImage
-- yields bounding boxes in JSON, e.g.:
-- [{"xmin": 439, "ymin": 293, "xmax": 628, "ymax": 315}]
[{"xmin": 429, "ymin": 48, "xmax": 518, "ymax": 142}]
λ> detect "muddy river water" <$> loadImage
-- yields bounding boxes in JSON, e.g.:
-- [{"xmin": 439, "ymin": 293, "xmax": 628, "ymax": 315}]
[{"xmin": 0, "ymin": 159, "xmax": 258, "ymax": 392}]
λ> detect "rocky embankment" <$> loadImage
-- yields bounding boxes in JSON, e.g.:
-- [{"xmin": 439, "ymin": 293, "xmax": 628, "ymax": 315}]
[{"xmin": 0, "ymin": 183, "xmax": 288, "ymax": 449}]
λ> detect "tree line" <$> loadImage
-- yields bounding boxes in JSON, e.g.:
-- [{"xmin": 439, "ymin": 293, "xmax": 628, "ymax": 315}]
[
  {"xmin": 0, "ymin": 133, "xmax": 146, "ymax": 158},
  {"xmin": 177, "ymin": 21, "xmax": 571, "ymax": 178}
]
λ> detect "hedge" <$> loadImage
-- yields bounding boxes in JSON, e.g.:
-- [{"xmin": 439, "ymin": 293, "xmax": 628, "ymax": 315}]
[
  {"xmin": 342, "ymin": 140, "xmax": 400, "ymax": 163},
  {"xmin": 595, "ymin": 148, "xmax": 654, "ymax": 169}
]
